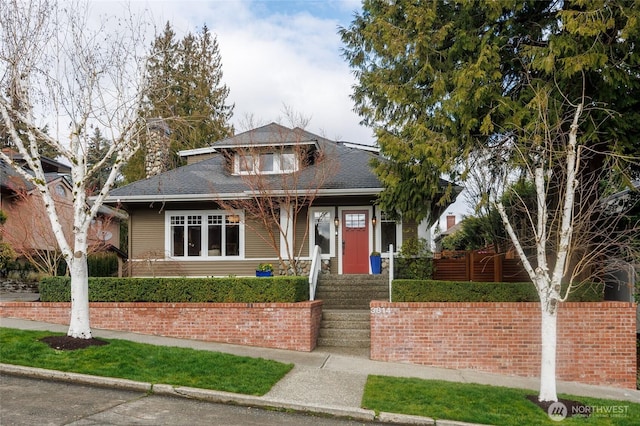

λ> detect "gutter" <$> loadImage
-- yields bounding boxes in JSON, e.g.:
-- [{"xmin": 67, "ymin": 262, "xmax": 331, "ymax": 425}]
[{"xmin": 101, "ymin": 188, "xmax": 385, "ymax": 204}]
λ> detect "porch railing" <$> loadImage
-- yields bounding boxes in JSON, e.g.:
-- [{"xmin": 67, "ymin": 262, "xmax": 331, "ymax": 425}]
[{"xmin": 308, "ymin": 245, "xmax": 322, "ymax": 300}]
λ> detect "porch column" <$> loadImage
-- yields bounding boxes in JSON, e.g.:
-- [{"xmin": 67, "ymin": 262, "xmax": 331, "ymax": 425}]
[{"xmin": 280, "ymin": 205, "xmax": 294, "ymax": 259}]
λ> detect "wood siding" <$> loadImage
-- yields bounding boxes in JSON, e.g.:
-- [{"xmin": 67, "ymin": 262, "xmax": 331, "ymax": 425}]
[
  {"xmin": 125, "ymin": 196, "xmax": 389, "ymax": 277},
  {"xmin": 130, "ymin": 207, "xmax": 165, "ymax": 258}
]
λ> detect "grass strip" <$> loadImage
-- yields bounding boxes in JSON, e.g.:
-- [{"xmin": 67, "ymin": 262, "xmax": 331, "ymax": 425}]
[
  {"xmin": 0, "ymin": 327, "xmax": 292, "ymax": 396},
  {"xmin": 362, "ymin": 375, "xmax": 639, "ymax": 425}
]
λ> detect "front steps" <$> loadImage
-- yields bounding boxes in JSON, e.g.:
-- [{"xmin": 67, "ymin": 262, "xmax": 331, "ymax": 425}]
[
  {"xmin": 315, "ymin": 274, "xmax": 387, "ymax": 349},
  {"xmin": 315, "ymin": 274, "xmax": 388, "ymax": 309},
  {"xmin": 317, "ymin": 309, "xmax": 370, "ymax": 349}
]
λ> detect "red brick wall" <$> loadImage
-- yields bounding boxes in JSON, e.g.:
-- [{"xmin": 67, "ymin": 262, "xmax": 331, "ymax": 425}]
[
  {"xmin": 0, "ymin": 301, "xmax": 323, "ymax": 352},
  {"xmin": 370, "ymin": 301, "xmax": 637, "ymax": 389}
]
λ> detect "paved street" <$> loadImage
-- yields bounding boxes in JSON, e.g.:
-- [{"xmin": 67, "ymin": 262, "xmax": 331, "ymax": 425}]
[{"xmin": 0, "ymin": 375, "xmax": 383, "ymax": 426}]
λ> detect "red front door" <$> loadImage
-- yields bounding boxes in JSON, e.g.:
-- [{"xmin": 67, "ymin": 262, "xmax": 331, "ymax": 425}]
[{"xmin": 342, "ymin": 210, "xmax": 369, "ymax": 274}]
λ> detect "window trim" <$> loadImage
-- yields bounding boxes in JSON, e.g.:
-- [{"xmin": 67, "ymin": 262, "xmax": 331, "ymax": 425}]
[
  {"xmin": 165, "ymin": 210, "xmax": 244, "ymax": 260},
  {"xmin": 309, "ymin": 207, "xmax": 335, "ymax": 258}
]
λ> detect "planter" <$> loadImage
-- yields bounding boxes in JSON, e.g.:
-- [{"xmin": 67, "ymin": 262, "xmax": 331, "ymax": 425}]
[
  {"xmin": 370, "ymin": 255, "xmax": 382, "ymax": 274},
  {"xmin": 256, "ymin": 270, "xmax": 273, "ymax": 277}
]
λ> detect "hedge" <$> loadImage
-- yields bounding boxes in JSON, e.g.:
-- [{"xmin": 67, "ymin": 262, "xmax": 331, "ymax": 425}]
[
  {"xmin": 392, "ymin": 279, "xmax": 604, "ymax": 302},
  {"xmin": 39, "ymin": 276, "xmax": 309, "ymax": 303}
]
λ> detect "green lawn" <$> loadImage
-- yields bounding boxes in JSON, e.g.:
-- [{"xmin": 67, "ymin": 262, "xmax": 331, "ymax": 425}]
[
  {"xmin": 363, "ymin": 376, "xmax": 639, "ymax": 425},
  {"xmin": 0, "ymin": 328, "xmax": 293, "ymax": 395},
  {"xmin": 3, "ymin": 326, "xmax": 637, "ymax": 424}
]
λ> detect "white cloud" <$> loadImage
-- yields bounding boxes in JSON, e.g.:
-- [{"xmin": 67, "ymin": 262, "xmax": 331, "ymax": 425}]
[{"xmin": 89, "ymin": 0, "xmax": 374, "ymax": 144}]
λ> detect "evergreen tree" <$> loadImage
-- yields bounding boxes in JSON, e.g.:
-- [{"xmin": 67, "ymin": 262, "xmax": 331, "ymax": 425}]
[
  {"xmin": 340, "ymin": 0, "xmax": 640, "ymax": 221},
  {"xmin": 341, "ymin": 0, "xmax": 640, "ymax": 403},
  {"xmin": 86, "ymin": 127, "xmax": 114, "ymax": 194},
  {"xmin": 123, "ymin": 22, "xmax": 233, "ymax": 182}
]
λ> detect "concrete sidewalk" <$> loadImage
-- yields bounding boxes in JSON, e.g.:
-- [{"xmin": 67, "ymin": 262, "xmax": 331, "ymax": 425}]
[{"xmin": 1, "ymin": 316, "xmax": 640, "ymax": 425}]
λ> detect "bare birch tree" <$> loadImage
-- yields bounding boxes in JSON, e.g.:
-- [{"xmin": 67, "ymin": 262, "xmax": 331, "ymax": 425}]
[
  {"xmin": 216, "ymin": 119, "xmax": 338, "ymax": 275},
  {"xmin": 0, "ymin": 0, "xmax": 149, "ymax": 338},
  {"xmin": 494, "ymin": 84, "xmax": 639, "ymax": 402}
]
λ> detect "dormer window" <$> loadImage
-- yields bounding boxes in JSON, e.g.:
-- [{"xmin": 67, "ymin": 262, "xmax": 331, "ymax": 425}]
[
  {"xmin": 260, "ymin": 153, "xmax": 274, "ymax": 172},
  {"xmin": 234, "ymin": 151, "xmax": 298, "ymax": 175}
]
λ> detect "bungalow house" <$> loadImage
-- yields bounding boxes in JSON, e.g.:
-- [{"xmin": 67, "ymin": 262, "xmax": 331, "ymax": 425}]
[
  {"xmin": 0, "ymin": 151, "xmax": 125, "ymax": 275},
  {"xmin": 105, "ymin": 123, "xmax": 458, "ymax": 277}
]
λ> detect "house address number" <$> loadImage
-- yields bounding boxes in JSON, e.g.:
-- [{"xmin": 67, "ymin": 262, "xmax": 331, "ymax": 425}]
[{"xmin": 370, "ymin": 307, "xmax": 395, "ymax": 315}]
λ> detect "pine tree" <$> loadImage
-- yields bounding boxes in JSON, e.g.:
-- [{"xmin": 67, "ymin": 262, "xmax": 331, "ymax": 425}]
[
  {"xmin": 340, "ymin": 0, "xmax": 640, "ymax": 220},
  {"xmin": 340, "ymin": 0, "xmax": 640, "ymax": 403},
  {"xmin": 122, "ymin": 22, "xmax": 233, "ymax": 182},
  {"xmin": 86, "ymin": 127, "xmax": 114, "ymax": 194}
]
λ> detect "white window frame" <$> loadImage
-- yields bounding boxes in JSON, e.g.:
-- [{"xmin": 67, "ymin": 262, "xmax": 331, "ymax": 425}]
[
  {"xmin": 309, "ymin": 207, "xmax": 336, "ymax": 258},
  {"xmin": 165, "ymin": 210, "xmax": 244, "ymax": 259},
  {"xmin": 234, "ymin": 152, "xmax": 298, "ymax": 175}
]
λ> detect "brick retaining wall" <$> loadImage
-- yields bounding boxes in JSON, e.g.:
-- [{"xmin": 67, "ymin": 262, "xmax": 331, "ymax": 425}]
[
  {"xmin": 370, "ymin": 301, "xmax": 637, "ymax": 389},
  {"xmin": 0, "ymin": 300, "xmax": 323, "ymax": 352}
]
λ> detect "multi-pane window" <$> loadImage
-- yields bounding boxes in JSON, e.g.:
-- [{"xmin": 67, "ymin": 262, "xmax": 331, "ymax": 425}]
[
  {"xmin": 169, "ymin": 212, "xmax": 241, "ymax": 258},
  {"xmin": 187, "ymin": 215, "xmax": 202, "ymax": 256},
  {"xmin": 235, "ymin": 152, "xmax": 298, "ymax": 174},
  {"xmin": 171, "ymin": 216, "xmax": 185, "ymax": 256},
  {"xmin": 225, "ymin": 215, "xmax": 240, "ymax": 256},
  {"xmin": 345, "ymin": 213, "xmax": 366, "ymax": 229}
]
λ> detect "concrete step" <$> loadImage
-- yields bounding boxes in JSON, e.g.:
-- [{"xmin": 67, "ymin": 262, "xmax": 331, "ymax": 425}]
[
  {"xmin": 316, "ymin": 337, "xmax": 370, "ymax": 348},
  {"xmin": 321, "ymin": 320, "xmax": 369, "ymax": 330},
  {"xmin": 319, "ymin": 328, "xmax": 370, "ymax": 339},
  {"xmin": 316, "ymin": 274, "xmax": 388, "ymax": 310},
  {"xmin": 318, "ymin": 309, "xmax": 370, "ymax": 348}
]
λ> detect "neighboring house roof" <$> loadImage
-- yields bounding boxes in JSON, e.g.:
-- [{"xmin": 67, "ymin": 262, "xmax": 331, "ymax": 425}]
[
  {"xmin": 1, "ymin": 158, "xmax": 71, "ymax": 195},
  {"xmin": 1, "ymin": 148, "xmax": 71, "ymax": 174},
  {"xmin": 107, "ymin": 124, "xmax": 385, "ymax": 202},
  {"xmin": 1, "ymin": 158, "xmax": 34, "ymax": 193},
  {"xmin": 1, "ymin": 149, "xmax": 73, "ymax": 195}
]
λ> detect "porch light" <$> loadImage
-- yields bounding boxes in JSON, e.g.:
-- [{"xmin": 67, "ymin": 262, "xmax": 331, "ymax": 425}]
[
  {"xmin": 334, "ymin": 216, "xmax": 339, "ymax": 235},
  {"xmin": 371, "ymin": 215, "xmax": 377, "ymax": 227}
]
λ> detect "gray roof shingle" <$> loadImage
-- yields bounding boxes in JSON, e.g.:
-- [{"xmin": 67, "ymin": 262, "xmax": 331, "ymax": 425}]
[{"xmin": 107, "ymin": 126, "xmax": 383, "ymax": 201}]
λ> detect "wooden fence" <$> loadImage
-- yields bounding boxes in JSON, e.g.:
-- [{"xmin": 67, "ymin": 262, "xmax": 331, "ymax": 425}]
[{"xmin": 432, "ymin": 251, "xmax": 530, "ymax": 282}]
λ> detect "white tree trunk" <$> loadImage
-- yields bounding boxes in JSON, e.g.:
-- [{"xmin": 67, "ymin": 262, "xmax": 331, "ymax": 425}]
[
  {"xmin": 1, "ymin": 1, "xmax": 147, "ymax": 339},
  {"xmin": 538, "ymin": 298, "xmax": 558, "ymax": 402},
  {"xmin": 67, "ymin": 253, "xmax": 91, "ymax": 338}
]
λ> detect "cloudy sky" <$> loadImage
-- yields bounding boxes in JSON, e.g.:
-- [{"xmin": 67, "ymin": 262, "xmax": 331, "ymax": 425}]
[
  {"xmin": 90, "ymin": 0, "xmax": 374, "ymax": 145},
  {"xmin": 86, "ymin": 0, "xmax": 470, "ymax": 221}
]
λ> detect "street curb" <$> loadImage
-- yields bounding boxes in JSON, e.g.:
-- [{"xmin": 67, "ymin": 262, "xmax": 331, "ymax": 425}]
[
  {"xmin": 0, "ymin": 363, "xmax": 442, "ymax": 424},
  {"xmin": 0, "ymin": 363, "xmax": 150, "ymax": 393}
]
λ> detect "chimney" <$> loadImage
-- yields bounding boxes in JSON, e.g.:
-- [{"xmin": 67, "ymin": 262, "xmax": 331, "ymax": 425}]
[
  {"xmin": 446, "ymin": 215, "xmax": 456, "ymax": 230},
  {"xmin": 145, "ymin": 118, "xmax": 171, "ymax": 178}
]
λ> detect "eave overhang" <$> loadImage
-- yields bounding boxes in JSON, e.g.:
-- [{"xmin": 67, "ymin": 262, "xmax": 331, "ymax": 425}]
[{"xmin": 101, "ymin": 187, "xmax": 385, "ymax": 205}]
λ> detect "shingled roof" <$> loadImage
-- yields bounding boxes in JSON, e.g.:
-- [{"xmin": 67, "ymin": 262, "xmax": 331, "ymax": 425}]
[{"xmin": 106, "ymin": 125, "xmax": 383, "ymax": 202}]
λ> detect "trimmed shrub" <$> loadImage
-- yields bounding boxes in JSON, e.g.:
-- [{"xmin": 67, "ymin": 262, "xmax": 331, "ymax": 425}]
[
  {"xmin": 392, "ymin": 279, "xmax": 604, "ymax": 302},
  {"xmin": 88, "ymin": 252, "xmax": 119, "ymax": 277},
  {"xmin": 39, "ymin": 276, "xmax": 309, "ymax": 303},
  {"xmin": 394, "ymin": 237, "xmax": 433, "ymax": 279}
]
